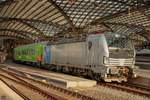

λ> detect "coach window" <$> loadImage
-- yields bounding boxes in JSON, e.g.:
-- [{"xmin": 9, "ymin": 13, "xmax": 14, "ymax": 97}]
[
  {"xmin": 30, "ymin": 50, "xmax": 31, "ymax": 55},
  {"xmin": 30, "ymin": 49, "xmax": 31, "ymax": 55},
  {"xmin": 22, "ymin": 50, "xmax": 24, "ymax": 55},
  {"xmin": 31, "ymin": 49, "xmax": 33, "ymax": 55},
  {"xmin": 29, "ymin": 49, "xmax": 30, "ymax": 55},
  {"xmin": 27, "ymin": 50, "xmax": 29, "ymax": 55},
  {"xmin": 24, "ymin": 50, "xmax": 27, "ymax": 55},
  {"xmin": 32, "ymin": 49, "xmax": 34, "ymax": 55},
  {"xmin": 24, "ymin": 50, "xmax": 26, "ymax": 55}
]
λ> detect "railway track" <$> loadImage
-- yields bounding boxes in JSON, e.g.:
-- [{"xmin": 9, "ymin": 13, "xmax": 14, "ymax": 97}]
[
  {"xmin": 123, "ymin": 82, "xmax": 150, "ymax": 93},
  {"xmin": 1, "ymin": 64, "xmax": 150, "ymax": 99},
  {"xmin": 0, "ymin": 67, "xmax": 95, "ymax": 100},
  {"xmin": 0, "ymin": 78, "xmax": 30, "ymax": 100},
  {"xmin": 0, "ymin": 71, "xmax": 66, "ymax": 100},
  {"xmin": 99, "ymin": 82, "xmax": 150, "ymax": 98}
]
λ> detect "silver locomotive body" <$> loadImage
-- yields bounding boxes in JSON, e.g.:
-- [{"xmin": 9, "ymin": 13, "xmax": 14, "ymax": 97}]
[{"xmin": 49, "ymin": 33, "xmax": 135, "ymax": 82}]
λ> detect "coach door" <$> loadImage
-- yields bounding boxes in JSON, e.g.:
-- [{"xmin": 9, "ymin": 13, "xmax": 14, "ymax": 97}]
[
  {"xmin": 44, "ymin": 46, "xmax": 51, "ymax": 64},
  {"xmin": 86, "ymin": 37, "xmax": 99, "ymax": 67}
]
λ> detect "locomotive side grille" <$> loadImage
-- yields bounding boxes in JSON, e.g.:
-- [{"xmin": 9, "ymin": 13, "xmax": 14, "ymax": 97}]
[{"xmin": 108, "ymin": 58, "xmax": 133, "ymax": 66}]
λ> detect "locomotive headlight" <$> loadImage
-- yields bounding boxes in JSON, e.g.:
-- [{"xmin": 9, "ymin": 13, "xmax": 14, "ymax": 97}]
[{"xmin": 103, "ymin": 56, "xmax": 109, "ymax": 64}]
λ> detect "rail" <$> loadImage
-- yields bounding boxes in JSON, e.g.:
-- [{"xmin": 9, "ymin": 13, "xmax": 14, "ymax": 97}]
[
  {"xmin": 0, "ymin": 70, "xmax": 66, "ymax": 100},
  {"xmin": 99, "ymin": 82, "xmax": 150, "ymax": 98},
  {"xmin": 0, "ymin": 78, "xmax": 30, "ymax": 100}
]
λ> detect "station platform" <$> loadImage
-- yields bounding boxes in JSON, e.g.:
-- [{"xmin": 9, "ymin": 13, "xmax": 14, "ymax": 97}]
[
  {"xmin": 136, "ymin": 62, "xmax": 150, "ymax": 70},
  {"xmin": 0, "ymin": 80, "xmax": 24, "ymax": 100},
  {"xmin": 2, "ymin": 63, "xmax": 97, "ymax": 88},
  {"xmin": 135, "ymin": 69, "xmax": 150, "ymax": 79}
]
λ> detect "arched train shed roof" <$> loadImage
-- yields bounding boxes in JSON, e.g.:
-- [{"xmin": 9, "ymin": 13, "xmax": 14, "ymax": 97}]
[{"xmin": 0, "ymin": 0, "xmax": 149, "ymax": 46}]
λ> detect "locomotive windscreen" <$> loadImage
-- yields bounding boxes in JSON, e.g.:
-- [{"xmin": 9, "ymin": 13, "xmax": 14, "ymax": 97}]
[{"xmin": 105, "ymin": 32, "xmax": 134, "ymax": 58}]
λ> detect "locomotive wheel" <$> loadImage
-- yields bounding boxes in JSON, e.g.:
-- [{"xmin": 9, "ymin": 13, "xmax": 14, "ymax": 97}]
[
  {"xmin": 36, "ymin": 62, "xmax": 41, "ymax": 68},
  {"xmin": 94, "ymin": 74, "xmax": 101, "ymax": 82},
  {"xmin": 88, "ymin": 71, "xmax": 95, "ymax": 79},
  {"xmin": 128, "ymin": 68, "xmax": 133, "ymax": 79}
]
